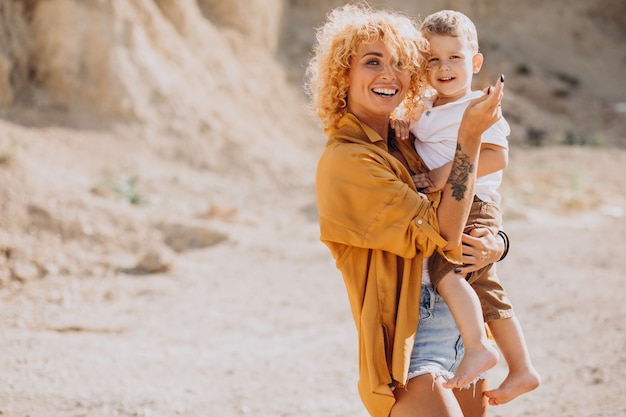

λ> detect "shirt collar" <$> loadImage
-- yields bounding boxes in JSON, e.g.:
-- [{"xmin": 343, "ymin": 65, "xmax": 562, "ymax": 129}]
[
  {"xmin": 426, "ymin": 90, "xmax": 483, "ymax": 108},
  {"xmin": 327, "ymin": 113, "xmax": 385, "ymax": 146}
]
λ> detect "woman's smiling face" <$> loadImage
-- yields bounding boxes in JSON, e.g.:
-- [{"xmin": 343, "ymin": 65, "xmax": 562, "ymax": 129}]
[{"xmin": 346, "ymin": 39, "xmax": 410, "ymax": 127}]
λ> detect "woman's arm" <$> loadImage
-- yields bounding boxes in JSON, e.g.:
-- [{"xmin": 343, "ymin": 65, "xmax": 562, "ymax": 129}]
[{"xmin": 437, "ymin": 77, "xmax": 504, "ymax": 250}]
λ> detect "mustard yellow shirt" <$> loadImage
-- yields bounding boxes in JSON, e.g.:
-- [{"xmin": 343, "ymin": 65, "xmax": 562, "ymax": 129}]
[{"xmin": 316, "ymin": 113, "xmax": 462, "ymax": 417}]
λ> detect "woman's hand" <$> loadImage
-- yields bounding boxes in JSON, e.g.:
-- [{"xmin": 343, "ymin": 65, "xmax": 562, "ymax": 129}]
[
  {"xmin": 455, "ymin": 227, "xmax": 505, "ymax": 274},
  {"xmin": 459, "ymin": 75, "xmax": 504, "ymax": 142}
]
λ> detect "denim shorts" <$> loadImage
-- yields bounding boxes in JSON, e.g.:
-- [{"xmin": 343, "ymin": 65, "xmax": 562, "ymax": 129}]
[{"xmin": 407, "ymin": 284, "xmax": 464, "ymax": 381}]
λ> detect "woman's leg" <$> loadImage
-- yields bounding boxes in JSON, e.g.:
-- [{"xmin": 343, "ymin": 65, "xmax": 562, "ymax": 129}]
[
  {"xmin": 390, "ymin": 374, "xmax": 464, "ymax": 417},
  {"xmin": 400, "ymin": 285, "xmax": 488, "ymax": 417},
  {"xmin": 454, "ymin": 378, "xmax": 489, "ymax": 417}
]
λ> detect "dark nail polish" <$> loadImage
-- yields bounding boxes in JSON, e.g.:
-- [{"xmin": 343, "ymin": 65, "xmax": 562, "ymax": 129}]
[
  {"xmin": 487, "ymin": 86, "xmax": 491, "ymax": 95},
  {"xmin": 500, "ymin": 74, "xmax": 505, "ymax": 82},
  {"xmin": 454, "ymin": 268, "xmax": 462, "ymax": 273}
]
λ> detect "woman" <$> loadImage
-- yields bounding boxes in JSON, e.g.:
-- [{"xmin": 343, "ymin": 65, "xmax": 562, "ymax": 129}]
[{"xmin": 305, "ymin": 4, "xmax": 505, "ymax": 417}]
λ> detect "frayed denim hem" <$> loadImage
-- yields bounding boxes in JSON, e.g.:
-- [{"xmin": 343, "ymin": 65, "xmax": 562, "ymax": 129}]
[
  {"xmin": 407, "ymin": 369, "xmax": 454, "ymax": 382},
  {"xmin": 405, "ymin": 370, "xmax": 487, "ymax": 393}
]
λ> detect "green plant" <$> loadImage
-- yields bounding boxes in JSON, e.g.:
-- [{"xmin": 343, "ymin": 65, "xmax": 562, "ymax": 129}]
[
  {"xmin": 91, "ymin": 174, "xmax": 148, "ymax": 205},
  {"xmin": 116, "ymin": 176, "xmax": 147, "ymax": 205}
]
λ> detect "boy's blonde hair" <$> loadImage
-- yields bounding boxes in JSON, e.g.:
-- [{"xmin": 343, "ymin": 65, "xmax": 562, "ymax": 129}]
[
  {"xmin": 305, "ymin": 3, "xmax": 429, "ymax": 130},
  {"xmin": 420, "ymin": 10, "xmax": 479, "ymax": 54}
]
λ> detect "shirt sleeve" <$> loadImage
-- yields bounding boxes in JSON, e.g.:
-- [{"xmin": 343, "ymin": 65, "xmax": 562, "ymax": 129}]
[
  {"xmin": 481, "ymin": 117, "xmax": 510, "ymax": 149},
  {"xmin": 316, "ymin": 142, "xmax": 447, "ymax": 259}
]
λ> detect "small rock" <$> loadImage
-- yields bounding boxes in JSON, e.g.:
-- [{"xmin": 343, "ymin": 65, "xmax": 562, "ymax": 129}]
[{"xmin": 134, "ymin": 247, "xmax": 175, "ymax": 274}]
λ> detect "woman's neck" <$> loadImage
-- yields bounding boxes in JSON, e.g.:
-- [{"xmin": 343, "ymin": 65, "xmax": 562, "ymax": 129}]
[{"xmin": 356, "ymin": 114, "xmax": 390, "ymax": 141}]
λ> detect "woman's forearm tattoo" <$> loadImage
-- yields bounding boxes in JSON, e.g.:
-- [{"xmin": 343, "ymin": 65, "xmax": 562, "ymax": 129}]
[{"xmin": 447, "ymin": 144, "xmax": 475, "ymax": 201}]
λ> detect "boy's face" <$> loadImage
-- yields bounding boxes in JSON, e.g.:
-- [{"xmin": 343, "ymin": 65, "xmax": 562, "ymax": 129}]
[{"xmin": 425, "ymin": 34, "xmax": 483, "ymax": 106}]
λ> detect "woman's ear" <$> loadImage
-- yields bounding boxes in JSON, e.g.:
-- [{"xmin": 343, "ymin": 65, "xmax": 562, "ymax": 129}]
[{"xmin": 472, "ymin": 53, "xmax": 484, "ymax": 74}]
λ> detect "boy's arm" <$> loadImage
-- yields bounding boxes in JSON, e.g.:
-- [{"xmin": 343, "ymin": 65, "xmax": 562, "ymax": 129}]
[
  {"xmin": 414, "ymin": 142, "xmax": 508, "ymax": 192},
  {"xmin": 477, "ymin": 143, "xmax": 508, "ymax": 177}
]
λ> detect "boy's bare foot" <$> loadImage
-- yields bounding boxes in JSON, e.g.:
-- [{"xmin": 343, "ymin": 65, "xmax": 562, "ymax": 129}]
[
  {"xmin": 443, "ymin": 345, "xmax": 499, "ymax": 389},
  {"xmin": 484, "ymin": 369, "xmax": 541, "ymax": 405}
]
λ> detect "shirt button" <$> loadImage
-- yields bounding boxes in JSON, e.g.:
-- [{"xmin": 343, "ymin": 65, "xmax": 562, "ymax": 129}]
[
  {"xmin": 417, "ymin": 219, "xmax": 423, "ymax": 225},
  {"xmin": 425, "ymin": 111, "xmax": 431, "ymax": 116}
]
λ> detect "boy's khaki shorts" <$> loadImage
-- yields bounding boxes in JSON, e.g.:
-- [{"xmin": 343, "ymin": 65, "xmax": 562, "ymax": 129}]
[{"xmin": 429, "ymin": 198, "xmax": 514, "ymax": 322}]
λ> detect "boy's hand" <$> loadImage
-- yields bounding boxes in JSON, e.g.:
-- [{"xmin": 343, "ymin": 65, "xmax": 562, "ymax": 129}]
[
  {"xmin": 389, "ymin": 118, "xmax": 411, "ymax": 141},
  {"xmin": 412, "ymin": 172, "xmax": 435, "ymax": 193},
  {"xmin": 411, "ymin": 162, "xmax": 452, "ymax": 193}
]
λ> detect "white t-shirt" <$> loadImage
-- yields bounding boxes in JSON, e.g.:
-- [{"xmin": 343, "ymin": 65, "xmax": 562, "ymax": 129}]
[
  {"xmin": 411, "ymin": 91, "xmax": 510, "ymax": 205},
  {"xmin": 421, "ymin": 257, "xmax": 431, "ymax": 286}
]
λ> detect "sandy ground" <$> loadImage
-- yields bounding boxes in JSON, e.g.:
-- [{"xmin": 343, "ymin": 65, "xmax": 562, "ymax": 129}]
[
  {"xmin": 1, "ymin": 146, "xmax": 626, "ymax": 417},
  {"xmin": 1, "ymin": 1, "xmax": 625, "ymax": 416}
]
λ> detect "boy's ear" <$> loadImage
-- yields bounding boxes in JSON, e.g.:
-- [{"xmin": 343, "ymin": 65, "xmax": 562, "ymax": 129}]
[{"xmin": 472, "ymin": 53, "xmax": 484, "ymax": 73}]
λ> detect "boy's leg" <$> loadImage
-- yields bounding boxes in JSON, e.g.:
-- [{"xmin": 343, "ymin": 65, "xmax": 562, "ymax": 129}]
[
  {"xmin": 436, "ymin": 271, "xmax": 499, "ymax": 389},
  {"xmin": 484, "ymin": 316, "xmax": 540, "ymax": 405}
]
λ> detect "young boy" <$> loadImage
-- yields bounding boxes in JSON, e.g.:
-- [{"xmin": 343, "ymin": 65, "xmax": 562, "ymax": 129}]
[{"xmin": 394, "ymin": 10, "xmax": 540, "ymax": 405}]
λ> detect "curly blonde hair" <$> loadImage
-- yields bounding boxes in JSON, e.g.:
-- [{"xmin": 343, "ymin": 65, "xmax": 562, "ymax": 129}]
[{"xmin": 304, "ymin": 3, "xmax": 429, "ymax": 130}]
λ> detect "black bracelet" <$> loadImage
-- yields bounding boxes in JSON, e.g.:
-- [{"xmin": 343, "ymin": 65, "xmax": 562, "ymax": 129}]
[{"xmin": 496, "ymin": 230, "xmax": 510, "ymax": 262}]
